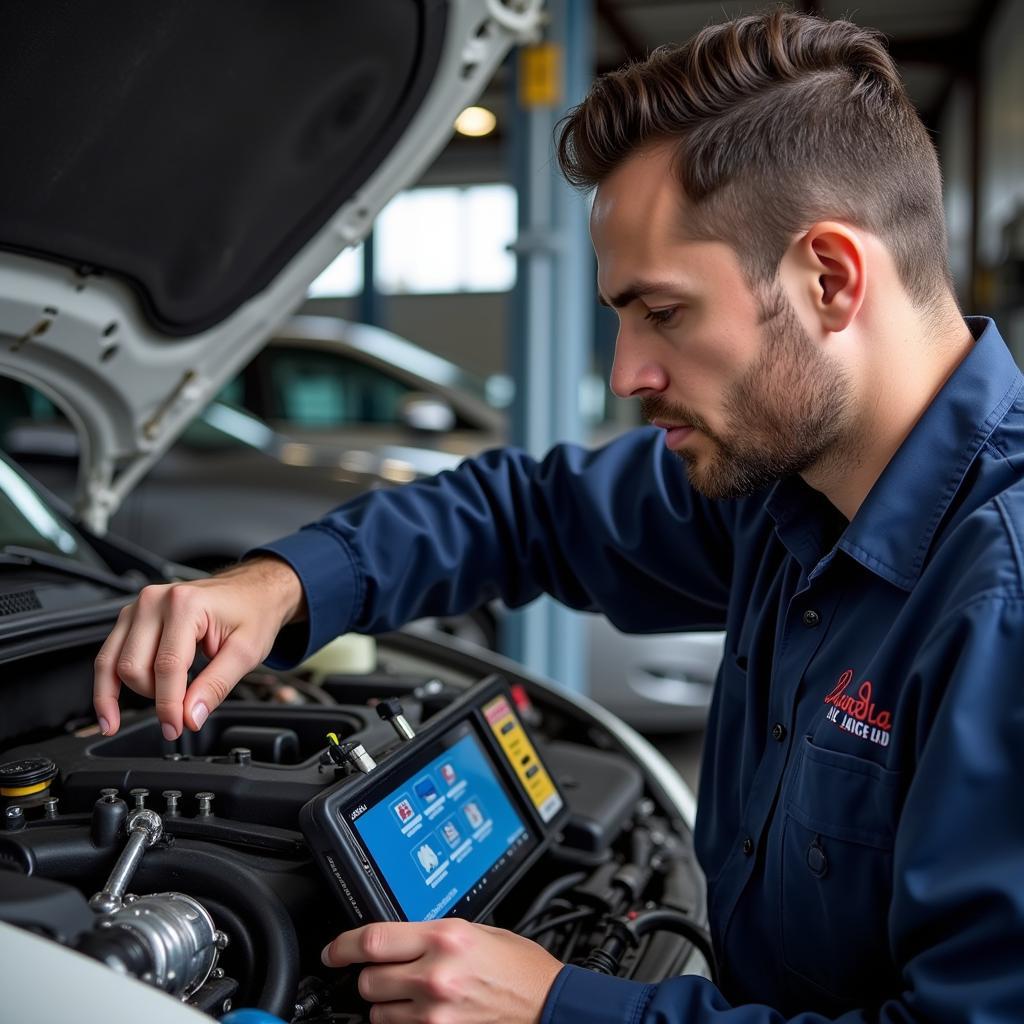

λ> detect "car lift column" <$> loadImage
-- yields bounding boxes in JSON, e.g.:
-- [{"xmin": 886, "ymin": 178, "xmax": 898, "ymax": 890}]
[{"xmin": 505, "ymin": 0, "xmax": 594, "ymax": 694}]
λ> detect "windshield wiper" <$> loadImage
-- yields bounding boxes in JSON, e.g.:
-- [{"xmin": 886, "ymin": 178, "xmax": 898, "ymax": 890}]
[{"xmin": 0, "ymin": 545, "xmax": 141, "ymax": 594}]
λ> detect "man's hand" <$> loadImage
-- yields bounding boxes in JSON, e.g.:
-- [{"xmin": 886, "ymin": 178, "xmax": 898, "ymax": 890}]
[
  {"xmin": 93, "ymin": 556, "xmax": 306, "ymax": 740},
  {"xmin": 322, "ymin": 919, "xmax": 564, "ymax": 1024}
]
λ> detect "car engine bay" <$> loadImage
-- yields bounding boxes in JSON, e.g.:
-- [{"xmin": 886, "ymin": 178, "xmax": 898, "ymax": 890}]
[{"xmin": 0, "ymin": 630, "xmax": 709, "ymax": 1023}]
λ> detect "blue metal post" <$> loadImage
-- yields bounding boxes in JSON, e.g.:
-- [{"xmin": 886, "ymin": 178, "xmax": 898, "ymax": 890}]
[
  {"xmin": 358, "ymin": 227, "xmax": 381, "ymax": 327},
  {"xmin": 504, "ymin": 0, "xmax": 594, "ymax": 693}
]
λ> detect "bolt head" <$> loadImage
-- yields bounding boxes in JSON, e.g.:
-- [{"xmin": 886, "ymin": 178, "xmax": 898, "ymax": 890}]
[
  {"xmin": 376, "ymin": 696, "xmax": 403, "ymax": 719},
  {"xmin": 91, "ymin": 894, "xmax": 120, "ymax": 915},
  {"xmin": 125, "ymin": 809, "xmax": 162, "ymax": 844}
]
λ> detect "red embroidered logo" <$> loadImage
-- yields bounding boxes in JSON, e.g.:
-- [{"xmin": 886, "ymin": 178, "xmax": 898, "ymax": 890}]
[{"xmin": 823, "ymin": 669, "xmax": 892, "ymax": 747}]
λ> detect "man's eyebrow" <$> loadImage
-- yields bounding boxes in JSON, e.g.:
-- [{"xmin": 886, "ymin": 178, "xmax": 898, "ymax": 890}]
[{"xmin": 596, "ymin": 281, "xmax": 685, "ymax": 308}]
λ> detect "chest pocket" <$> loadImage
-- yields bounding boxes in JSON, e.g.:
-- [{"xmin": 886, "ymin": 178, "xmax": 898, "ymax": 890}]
[{"xmin": 779, "ymin": 736, "xmax": 904, "ymax": 1003}]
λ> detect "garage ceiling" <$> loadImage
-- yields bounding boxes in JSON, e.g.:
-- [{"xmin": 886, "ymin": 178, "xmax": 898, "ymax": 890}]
[{"xmin": 429, "ymin": 0, "xmax": 1001, "ymax": 184}]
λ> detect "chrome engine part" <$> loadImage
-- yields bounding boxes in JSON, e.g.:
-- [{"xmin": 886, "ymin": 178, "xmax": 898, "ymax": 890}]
[{"xmin": 89, "ymin": 891, "xmax": 227, "ymax": 999}]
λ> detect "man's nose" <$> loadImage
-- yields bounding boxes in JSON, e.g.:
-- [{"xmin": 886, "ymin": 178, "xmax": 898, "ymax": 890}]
[{"xmin": 609, "ymin": 332, "xmax": 669, "ymax": 399}]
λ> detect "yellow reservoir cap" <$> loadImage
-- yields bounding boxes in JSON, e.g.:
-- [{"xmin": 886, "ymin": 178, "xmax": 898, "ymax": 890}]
[
  {"xmin": 0, "ymin": 756, "xmax": 58, "ymax": 797},
  {"xmin": 1, "ymin": 780, "xmax": 52, "ymax": 798}
]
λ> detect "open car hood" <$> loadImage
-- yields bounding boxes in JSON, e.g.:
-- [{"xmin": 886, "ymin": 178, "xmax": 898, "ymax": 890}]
[{"xmin": 0, "ymin": 0, "xmax": 542, "ymax": 532}]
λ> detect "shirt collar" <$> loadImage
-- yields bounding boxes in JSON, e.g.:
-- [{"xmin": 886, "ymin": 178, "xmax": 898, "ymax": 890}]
[{"xmin": 766, "ymin": 318, "xmax": 1023, "ymax": 591}]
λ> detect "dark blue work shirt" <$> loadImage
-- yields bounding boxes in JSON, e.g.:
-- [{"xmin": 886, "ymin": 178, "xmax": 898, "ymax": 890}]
[{"xmin": 259, "ymin": 318, "xmax": 1024, "ymax": 1022}]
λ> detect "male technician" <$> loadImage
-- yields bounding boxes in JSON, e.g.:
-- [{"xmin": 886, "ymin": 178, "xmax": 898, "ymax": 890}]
[{"xmin": 93, "ymin": 11, "xmax": 1024, "ymax": 1024}]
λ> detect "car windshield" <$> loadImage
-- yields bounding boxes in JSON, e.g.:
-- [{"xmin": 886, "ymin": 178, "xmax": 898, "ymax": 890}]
[{"xmin": 0, "ymin": 452, "xmax": 107, "ymax": 569}]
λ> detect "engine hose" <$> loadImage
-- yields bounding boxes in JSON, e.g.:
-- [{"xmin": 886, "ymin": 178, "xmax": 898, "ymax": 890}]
[
  {"xmin": 0, "ymin": 831, "xmax": 300, "ymax": 1014},
  {"xmin": 527, "ymin": 907, "xmax": 597, "ymax": 943},
  {"xmin": 626, "ymin": 909, "xmax": 718, "ymax": 985},
  {"xmin": 132, "ymin": 843, "xmax": 301, "ymax": 1019},
  {"xmin": 630, "ymin": 827, "xmax": 653, "ymax": 869},
  {"xmin": 198, "ymin": 898, "xmax": 257, "ymax": 998},
  {"xmin": 581, "ymin": 920, "xmax": 631, "ymax": 975},
  {"xmin": 514, "ymin": 871, "xmax": 587, "ymax": 932}
]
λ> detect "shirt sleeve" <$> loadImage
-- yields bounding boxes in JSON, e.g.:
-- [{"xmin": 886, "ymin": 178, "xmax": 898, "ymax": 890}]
[
  {"xmin": 250, "ymin": 427, "xmax": 735, "ymax": 666},
  {"xmin": 545, "ymin": 591, "xmax": 1024, "ymax": 1024}
]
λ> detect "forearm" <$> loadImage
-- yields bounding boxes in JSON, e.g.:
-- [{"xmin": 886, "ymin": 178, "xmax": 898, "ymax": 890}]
[{"xmin": 253, "ymin": 431, "xmax": 735, "ymax": 666}]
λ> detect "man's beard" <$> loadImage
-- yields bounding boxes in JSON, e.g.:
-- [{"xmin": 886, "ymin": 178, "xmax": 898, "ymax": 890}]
[{"xmin": 641, "ymin": 286, "xmax": 855, "ymax": 500}]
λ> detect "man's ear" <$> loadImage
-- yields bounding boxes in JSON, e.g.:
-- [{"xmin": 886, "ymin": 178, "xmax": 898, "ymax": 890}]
[{"xmin": 792, "ymin": 222, "xmax": 866, "ymax": 333}]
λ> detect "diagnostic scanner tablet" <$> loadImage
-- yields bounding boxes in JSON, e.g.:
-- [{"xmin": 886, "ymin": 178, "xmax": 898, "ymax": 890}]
[{"xmin": 299, "ymin": 675, "xmax": 568, "ymax": 925}]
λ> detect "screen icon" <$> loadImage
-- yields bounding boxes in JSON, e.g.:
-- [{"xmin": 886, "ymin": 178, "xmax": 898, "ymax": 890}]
[
  {"xmin": 411, "ymin": 835, "xmax": 445, "ymax": 880},
  {"xmin": 392, "ymin": 797, "xmax": 416, "ymax": 825},
  {"xmin": 414, "ymin": 775, "xmax": 439, "ymax": 805},
  {"xmin": 417, "ymin": 843, "xmax": 439, "ymax": 873},
  {"xmin": 463, "ymin": 800, "xmax": 485, "ymax": 830},
  {"xmin": 441, "ymin": 818, "xmax": 462, "ymax": 848},
  {"xmin": 440, "ymin": 763, "xmax": 457, "ymax": 786}
]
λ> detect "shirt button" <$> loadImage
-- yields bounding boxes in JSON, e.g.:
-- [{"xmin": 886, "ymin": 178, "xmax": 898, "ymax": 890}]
[
  {"xmin": 802, "ymin": 609, "xmax": 821, "ymax": 627},
  {"xmin": 807, "ymin": 840, "xmax": 828, "ymax": 878},
  {"xmin": 742, "ymin": 836, "xmax": 754, "ymax": 856},
  {"xmin": 771, "ymin": 722, "xmax": 787, "ymax": 742}
]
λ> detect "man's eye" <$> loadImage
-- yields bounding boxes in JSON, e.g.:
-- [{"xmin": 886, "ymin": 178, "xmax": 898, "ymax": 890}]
[{"xmin": 644, "ymin": 307, "xmax": 677, "ymax": 326}]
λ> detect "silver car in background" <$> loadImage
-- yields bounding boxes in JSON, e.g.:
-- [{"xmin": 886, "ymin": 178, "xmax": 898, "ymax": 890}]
[{"xmin": 4, "ymin": 314, "xmax": 723, "ymax": 731}]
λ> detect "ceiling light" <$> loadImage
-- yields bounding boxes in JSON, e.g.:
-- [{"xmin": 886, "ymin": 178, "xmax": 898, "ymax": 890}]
[{"xmin": 455, "ymin": 106, "xmax": 497, "ymax": 138}]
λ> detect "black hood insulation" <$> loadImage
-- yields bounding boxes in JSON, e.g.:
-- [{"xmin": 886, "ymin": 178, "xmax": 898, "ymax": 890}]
[{"xmin": 0, "ymin": 0, "xmax": 447, "ymax": 335}]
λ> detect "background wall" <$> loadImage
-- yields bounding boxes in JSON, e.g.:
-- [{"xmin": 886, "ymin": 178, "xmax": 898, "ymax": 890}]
[
  {"xmin": 939, "ymin": 80, "xmax": 973, "ymax": 304},
  {"xmin": 981, "ymin": 0, "xmax": 1024, "ymax": 356},
  {"xmin": 302, "ymin": 293, "xmax": 509, "ymax": 382},
  {"xmin": 303, "ymin": 1, "xmax": 1024, "ymax": 386}
]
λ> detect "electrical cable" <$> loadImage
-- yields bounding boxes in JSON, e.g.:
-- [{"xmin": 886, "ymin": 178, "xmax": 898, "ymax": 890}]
[
  {"xmin": 561, "ymin": 916, "xmax": 586, "ymax": 963},
  {"xmin": 514, "ymin": 898, "xmax": 576, "ymax": 935},
  {"xmin": 626, "ymin": 909, "xmax": 718, "ymax": 986},
  {"xmin": 524, "ymin": 907, "xmax": 598, "ymax": 942},
  {"xmin": 514, "ymin": 871, "xmax": 587, "ymax": 932}
]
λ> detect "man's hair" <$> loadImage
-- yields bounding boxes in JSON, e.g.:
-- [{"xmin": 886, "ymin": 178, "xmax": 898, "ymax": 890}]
[{"xmin": 556, "ymin": 9, "xmax": 952, "ymax": 308}]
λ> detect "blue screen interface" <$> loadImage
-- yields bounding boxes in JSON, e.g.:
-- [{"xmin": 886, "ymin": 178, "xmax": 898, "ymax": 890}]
[{"xmin": 351, "ymin": 728, "xmax": 530, "ymax": 921}]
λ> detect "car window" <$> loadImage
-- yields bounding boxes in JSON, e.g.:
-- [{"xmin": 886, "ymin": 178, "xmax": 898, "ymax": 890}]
[
  {"xmin": 215, "ymin": 375, "xmax": 245, "ymax": 407},
  {"xmin": 180, "ymin": 402, "xmax": 275, "ymax": 452},
  {"xmin": 258, "ymin": 348, "xmax": 415, "ymax": 427},
  {"xmin": 0, "ymin": 452, "xmax": 106, "ymax": 568},
  {"xmin": 0, "ymin": 379, "xmax": 65, "ymax": 436},
  {"xmin": 178, "ymin": 412, "xmax": 248, "ymax": 451}
]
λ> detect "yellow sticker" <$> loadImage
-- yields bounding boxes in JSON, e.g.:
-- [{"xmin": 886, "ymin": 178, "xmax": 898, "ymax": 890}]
[
  {"xmin": 519, "ymin": 43, "xmax": 562, "ymax": 109},
  {"xmin": 484, "ymin": 695, "xmax": 563, "ymax": 823}
]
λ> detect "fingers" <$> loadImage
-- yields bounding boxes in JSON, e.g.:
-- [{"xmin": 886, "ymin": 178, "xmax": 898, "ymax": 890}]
[
  {"xmin": 358, "ymin": 964, "xmax": 421, "ymax": 1005},
  {"xmin": 366, "ymin": 1002, "xmax": 417, "ymax": 1024},
  {"xmin": 183, "ymin": 632, "xmax": 261, "ymax": 731},
  {"xmin": 92, "ymin": 565, "xmax": 298, "ymax": 738},
  {"xmin": 323, "ymin": 923, "xmax": 432, "ymax": 969},
  {"xmin": 151, "ymin": 596, "xmax": 204, "ymax": 741},
  {"xmin": 93, "ymin": 603, "xmax": 133, "ymax": 734},
  {"xmin": 93, "ymin": 583, "xmax": 206, "ymax": 739},
  {"xmin": 324, "ymin": 923, "xmax": 559, "ymax": 1024}
]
